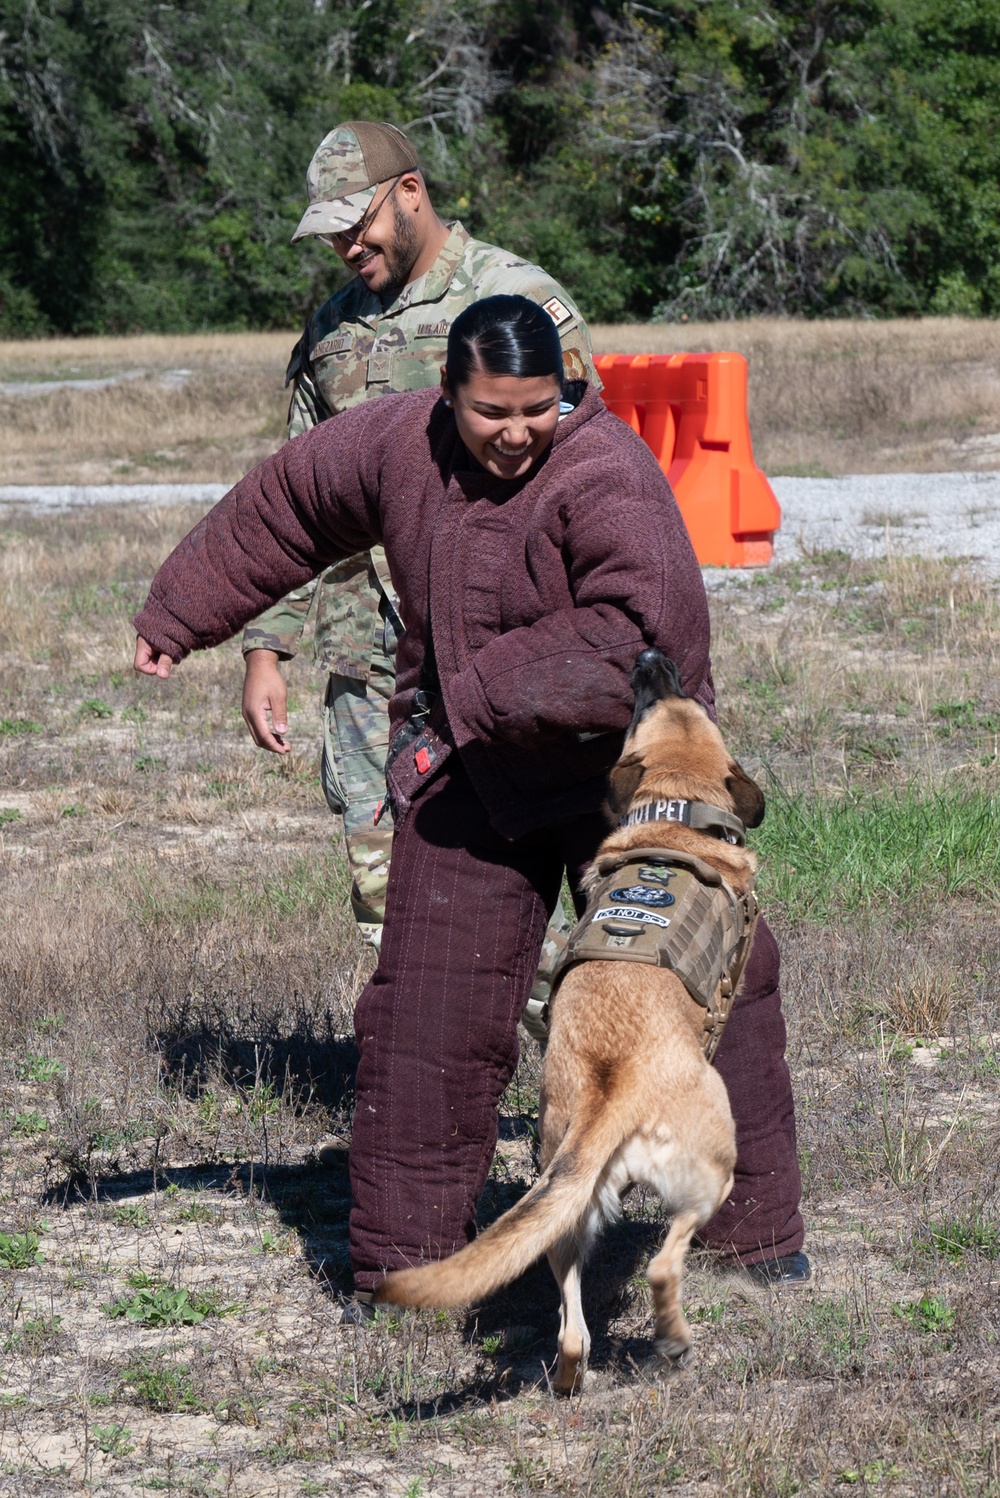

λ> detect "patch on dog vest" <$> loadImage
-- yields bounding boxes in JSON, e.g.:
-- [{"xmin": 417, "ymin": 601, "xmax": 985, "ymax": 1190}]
[
  {"xmin": 551, "ymin": 848, "xmax": 758, "ymax": 1061},
  {"xmin": 593, "ymin": 904, "xmax": 671, "ymax": 927},
  {"xmin": 608, "ymin": 881, "xmax": 675, "ymax": 907}
]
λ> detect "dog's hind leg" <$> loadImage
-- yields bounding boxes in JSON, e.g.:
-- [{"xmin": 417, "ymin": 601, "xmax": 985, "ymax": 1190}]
[
  {"xmin": 646, "ymin": 1207, "xmax": 701, "ymax": 1363},
  {"xmin": 547, "ymin": 1209, "xmax": 600, "ymax": 1396}
]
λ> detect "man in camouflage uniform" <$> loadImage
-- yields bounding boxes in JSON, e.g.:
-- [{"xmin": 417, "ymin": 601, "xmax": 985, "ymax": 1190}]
[{"xmin": 241, "ymin": 121, "xmax": 599, "ymax": 972}]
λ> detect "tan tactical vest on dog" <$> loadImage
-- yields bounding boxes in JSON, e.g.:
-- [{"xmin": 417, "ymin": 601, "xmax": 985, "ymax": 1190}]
[{"xmin": 551, "ymin": 843, "xmax": 758, "ymax": 1062}]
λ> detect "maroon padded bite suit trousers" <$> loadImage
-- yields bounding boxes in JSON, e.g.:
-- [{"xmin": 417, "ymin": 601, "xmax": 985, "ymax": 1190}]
[{"xmin": 349, "ymin": 759, "xmax": 804, "ymax": 1291}]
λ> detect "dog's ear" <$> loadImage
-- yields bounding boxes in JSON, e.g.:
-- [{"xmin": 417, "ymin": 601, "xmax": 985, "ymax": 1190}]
[
  {"xmin": 607, "ymin": 754, "xmax": 645, "ymax": 817},
  {"xmin": 726, "ymin": 762, "xmax": 765, "ymax": 828}
]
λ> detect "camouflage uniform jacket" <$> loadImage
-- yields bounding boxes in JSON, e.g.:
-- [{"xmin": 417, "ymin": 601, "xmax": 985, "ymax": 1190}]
[{"xmin": 242, "ymin": 221, "xmax": 599, "ymax": 681}]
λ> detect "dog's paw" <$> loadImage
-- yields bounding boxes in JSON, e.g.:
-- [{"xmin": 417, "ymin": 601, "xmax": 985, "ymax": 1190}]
[
  {"xmin": 655, "ymin": 1334, "xmax": 692, "ymax": 1367},
  {"xmin": 551, "ymin": 1353, "xmax": 587, "ymax": 1397}
]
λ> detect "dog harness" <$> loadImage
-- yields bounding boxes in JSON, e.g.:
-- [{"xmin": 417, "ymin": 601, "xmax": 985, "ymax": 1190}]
[{"xmin": 550, "ymin": 802, "xmax": 758, "ymax": 1061}]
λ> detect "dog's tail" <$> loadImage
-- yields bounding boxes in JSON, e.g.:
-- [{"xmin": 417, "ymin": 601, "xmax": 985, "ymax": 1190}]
[{"xmin": 375, "ymin": 1093, "xmax": 635, "ymax": 1310}]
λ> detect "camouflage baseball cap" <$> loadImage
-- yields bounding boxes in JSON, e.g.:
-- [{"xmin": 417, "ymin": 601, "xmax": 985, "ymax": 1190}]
[{"xmin": 291, "ymin": 122, "xmax": 420, "ymax": 244}]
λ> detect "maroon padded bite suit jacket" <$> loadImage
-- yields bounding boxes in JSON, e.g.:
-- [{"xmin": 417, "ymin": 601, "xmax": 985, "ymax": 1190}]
[{"xmin": 134, "ymin": 384, "xmax": 712, "ymax": 835}]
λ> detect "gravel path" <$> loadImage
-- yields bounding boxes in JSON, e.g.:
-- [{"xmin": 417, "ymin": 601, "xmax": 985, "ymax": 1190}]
[
  {"xmin": 5, "ymin": 471, "xmax": 1000, "ymax": 574},
  {"xmin": 770, "ymin": 471, "xmax": 1000, "ymax": 574},
  {"xmin": 0, "ymin": 482, "xmax": 228, "ymax": 510},
  {"xmin": 0, "ymin": 368, "xmax": 192, "ymax": 397}
]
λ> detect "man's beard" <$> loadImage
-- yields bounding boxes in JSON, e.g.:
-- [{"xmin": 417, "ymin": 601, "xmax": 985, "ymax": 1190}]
[{"xmin": 379, "ymin": 201, "xmax": 421, "ymax": 300}]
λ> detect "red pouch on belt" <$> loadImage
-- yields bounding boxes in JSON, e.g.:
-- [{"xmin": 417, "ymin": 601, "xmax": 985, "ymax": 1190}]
[{"xmin": 383, "ymin": 718, "xmax": 453, "ymax": 823}]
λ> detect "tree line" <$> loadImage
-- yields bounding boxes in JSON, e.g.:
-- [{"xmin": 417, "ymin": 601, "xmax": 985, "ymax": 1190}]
[{"xmin": 1, "ymin": 0, "xmax": 998, "ymax": 334}]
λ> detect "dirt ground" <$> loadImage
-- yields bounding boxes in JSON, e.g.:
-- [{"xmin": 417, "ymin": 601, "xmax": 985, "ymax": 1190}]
[{"xmin": 1, "ymin": 476, "xmax": 998, "ymax": 1493}]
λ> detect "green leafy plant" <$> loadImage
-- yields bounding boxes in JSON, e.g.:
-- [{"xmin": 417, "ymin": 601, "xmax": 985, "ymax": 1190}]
[
  {"xmin": 838, "ymin": 1461, "xmax": 903, "ymax": 1485},
  {"xmin": 88, "ymin": 1120, "xmax": 150, "ymax": 1153},
  {"xmin": 110, "ymin": 1203, "xmax": 149, "ymax": 1229},
  {"xmin": 0, "ymin": 1230, "xmax": 44, "ymax": 1268},
  {"xmin": 196, "ymin": 1091, "xmax": 220, "ymax": 1124},
  {"xmin": 4, "ymin": 1315, "xmax": 62, "ymax": 1354},
  {"xmin": 91, "ymin": 1423, "xmax": 134, "ymax": 1458},
  {"xmin": 892, "ymin": 1295, "xmax": 956, "ymax": 1335},
  {"xmin": 214, "ymin": 1394, "xmax": 265, "ymax": 1426},
  {"xmin": 690, "ymin": 1302, "xmax": 728, "ymax": 1325},
  {"xmin": 930, "ymin": 699, "xmax": 978, "ymax": 731},
  {"xmin": 124, "ymin": 1270, "xmax": 158, "ymax": 1290},
  {"xmin": 247, "ymin": 1080, "xmax": 280, "ymax": 1123},
  {"xmin": 12, "ymin": 1110, "xmax": 48, "ymax": 1136},
  {"xmin": 103, "ymin": 1284, "xmax": 240, "ymax": 1326},
  {"xmin": 256, "ymin": 1228, "xmax": 287, "ymax": 1255},
  {"xmin": 175, "ymin": 1196, "xmax": 216, "ymax": 1224},
  {"xmin": 133, "ymin": 755, "xmax": 166, "ymax": 773},
  {"xmin": 117, "ymin": 1357, "xmax": 201, "ymax": 1413},
  {"xmin": 0, "ymin": 807, "xmax": 23, "ymax": 824},
  {"xmin": 0, "ymin": 718, "xmax": 42, "ymax": 736},
  {"xmin": 922, "ymin": 1217, "xmax": 1000, "ymax": 1261},
  {"xmin": 17, "ymin": 1054, "xmax": 66, "ymax": 1083},
  {"xmin": 81, "ymin": 698, "xmax": 113, "ymax": 719}
]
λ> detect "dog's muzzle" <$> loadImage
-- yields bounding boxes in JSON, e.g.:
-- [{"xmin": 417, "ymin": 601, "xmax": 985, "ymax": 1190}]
[{"xmin": 549, "ymin": 848, "xmax": 758, "ymax": 1062}]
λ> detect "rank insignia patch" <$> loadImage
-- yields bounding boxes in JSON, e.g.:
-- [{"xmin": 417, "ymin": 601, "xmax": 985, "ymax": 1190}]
[
  {"xmin": 367, "ymin": 351, "xmax": 393, "ymax": 382},
  {"xmin": 543, "ymin": 296, "xmax": 573, "ymax": 327}
]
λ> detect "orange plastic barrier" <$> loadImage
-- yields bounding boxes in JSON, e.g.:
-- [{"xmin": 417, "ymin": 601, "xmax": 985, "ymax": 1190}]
[{"xmin": 594, "ymin": 351, "xmax": 780, "ymax": 568}]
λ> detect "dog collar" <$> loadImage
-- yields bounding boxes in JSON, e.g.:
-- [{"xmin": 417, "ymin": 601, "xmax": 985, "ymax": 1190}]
[{"xmin": 619, "ymin": 797, "xmax": 746, "ymax": 846}]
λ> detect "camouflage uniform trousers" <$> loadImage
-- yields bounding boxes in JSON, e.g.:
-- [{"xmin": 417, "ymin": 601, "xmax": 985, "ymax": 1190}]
[{"xmin": 320, "ymin": 597, "xmax": 399, "ymax": 950}]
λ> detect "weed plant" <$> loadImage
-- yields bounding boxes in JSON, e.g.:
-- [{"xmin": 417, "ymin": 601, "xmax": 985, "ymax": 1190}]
[
  {"xmin": 103, "ymin": 1284, "xmax": 240, "ymax": 1327},
  {"xmin": 0, "ymin": 1230, "xmax": 43, "ymax": 1268}
]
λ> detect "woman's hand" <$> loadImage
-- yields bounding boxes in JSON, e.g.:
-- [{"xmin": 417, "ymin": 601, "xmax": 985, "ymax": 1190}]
[
  {"xmin": 133, "ymin": 637, "xmax": 174, "ymax": 678},
  {"xmin": 242, "ymin": 650, "xmax": 291, "ymax": 754}
]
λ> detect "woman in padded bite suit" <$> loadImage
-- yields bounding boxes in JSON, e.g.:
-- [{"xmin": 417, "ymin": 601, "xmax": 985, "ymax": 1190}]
[{"xmin": 133, "ymin": 295, "xmax": 806, "ymax": 1317}]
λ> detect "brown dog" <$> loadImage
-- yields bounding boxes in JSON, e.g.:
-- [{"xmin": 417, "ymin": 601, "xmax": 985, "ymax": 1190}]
[{"xmin": 376, "ymin": 649, "xmax": 765, "ymax": 1393}]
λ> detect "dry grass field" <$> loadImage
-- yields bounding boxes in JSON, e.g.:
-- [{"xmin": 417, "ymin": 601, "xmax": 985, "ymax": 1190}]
[
  {"xmin": 1, "ymin": 324, "xmax": 999, "ymax": 1495},
  {"xmin": 2, "ymin": 496, "xmax": 999, "ymax": 1495},
  {"xmin": 3, "ymin": 317, "xmax": 1000, "ymax": 485}
]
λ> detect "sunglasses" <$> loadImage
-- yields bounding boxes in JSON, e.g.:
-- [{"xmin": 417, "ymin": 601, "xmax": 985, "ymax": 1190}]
[{"xmin": 317, "ymin": 175, "xmax": 404, "ymax": 251}]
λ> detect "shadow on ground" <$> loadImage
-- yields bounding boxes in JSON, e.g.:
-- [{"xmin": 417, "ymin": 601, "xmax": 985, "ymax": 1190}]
[
  {"xmin": 154, "ymin": 1018, "xmax": 361, "ymax": 1120},
  {"xmin": 36, "ymin": 1151, "xmax": 684, "ymax": 1400}
]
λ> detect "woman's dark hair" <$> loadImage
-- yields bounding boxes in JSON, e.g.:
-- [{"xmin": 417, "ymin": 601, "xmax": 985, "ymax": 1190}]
[{"xmin": 445, "ymin": 294, "xmax": 564, "ymax": 391}]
